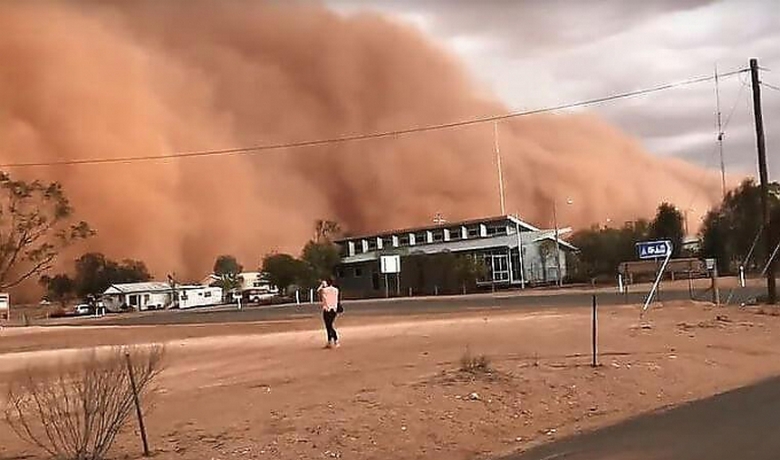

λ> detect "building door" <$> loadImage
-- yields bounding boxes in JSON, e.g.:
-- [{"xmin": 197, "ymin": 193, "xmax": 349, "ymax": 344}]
[{"xmin": 491, "ymin": 254, "xmax": 510, "ymax": 282}]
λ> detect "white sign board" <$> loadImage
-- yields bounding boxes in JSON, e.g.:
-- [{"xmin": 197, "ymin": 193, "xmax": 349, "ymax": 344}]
[
  {"xmin": 380, "ymin": 255, "xmax": 401, "ymax": 274},
  {"xmin": 636, "ymin": 240, "xmax": 673, "ymax": 260},
  {"xmin": 705, "ymin": 258, "xmax": 716, "ymax": 270}
]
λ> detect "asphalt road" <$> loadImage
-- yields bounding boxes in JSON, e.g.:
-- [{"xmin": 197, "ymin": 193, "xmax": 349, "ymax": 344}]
[
  {"xmin": 67, "ymin": 284, "xmax": 764, "ymax": 326},
  {"xmin": 499, "ymin": 376, "xmax": 780, "ymax": 460}
]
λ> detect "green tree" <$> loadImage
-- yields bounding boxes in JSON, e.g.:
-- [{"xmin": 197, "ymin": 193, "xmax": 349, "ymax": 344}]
[
  {"xmin": 453, "ymin": 255, "xmax": 487, "ymax": 294},
  {"xmin": 72, "ymin": 253, "xmax": 152, "ymax": 297},
  {"xmin": 648, "ymin": 202, "xmax": 685, "ymax": 257},
  {"xmin": 211, "ymin": 255, "xmax": 243, "ymax": 293},
  {"xmin": 699, "ymin": 179, "xmax": 780, "ymax": 273},
  {"xmin": 0, "ymin": 173, "xmax": 93, "ymax": 289},
  {"xmin": 314, "ymin": 219, "xmax": 341, "ymax": 243},
  {"xmin": 38, "ymin": 274, "xmax": 75, "ymax": 307},
  {"xmin": 569, "ymin": 220, "xmax": 651, "ymax": 281},
  {"xmin": 213, "ymin": 255, "xmax": 243, "ymax": 276},
  {"xmin": 301, "ymin": 241, "xmax": 340, "ymax": 283},
  {"xmin": 262, "ymin": 253, "xmax": 305, "ymax": 295}
]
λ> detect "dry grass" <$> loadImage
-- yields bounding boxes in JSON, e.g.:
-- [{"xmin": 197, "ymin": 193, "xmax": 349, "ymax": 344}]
[
  {"xmin": 3, "ymin": 345, "xmax": 165, "ymax": 460},
  {"xmin": 459, "ymin": 347, "xmax": 492, "ymax": 375}
]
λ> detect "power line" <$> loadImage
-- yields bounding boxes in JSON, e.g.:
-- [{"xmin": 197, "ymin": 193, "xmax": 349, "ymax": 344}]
[
  {"xmin": 762, "ymin": 81, "xmax": 780, "ymax": 92},
  {"xmin": 0, "ymin": 68, "xmax": 747, "ymax": 169}
]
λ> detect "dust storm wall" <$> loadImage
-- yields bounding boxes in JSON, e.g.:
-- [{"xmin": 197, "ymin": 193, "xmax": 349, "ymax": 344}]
[{"xmin": 0, "ymin": 1, "xmax": 722, "ymax": 281}]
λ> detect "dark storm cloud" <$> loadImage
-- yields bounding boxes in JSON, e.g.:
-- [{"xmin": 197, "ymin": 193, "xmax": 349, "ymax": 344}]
[{"xmin": 328, "ymin": 0, "xmax": 780, "ymax": 179}]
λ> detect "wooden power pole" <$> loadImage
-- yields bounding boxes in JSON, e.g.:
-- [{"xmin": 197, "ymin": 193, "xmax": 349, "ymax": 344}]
[{"xmin": 750, "ymin": 58, "xmax": 776, "ymax": 304}]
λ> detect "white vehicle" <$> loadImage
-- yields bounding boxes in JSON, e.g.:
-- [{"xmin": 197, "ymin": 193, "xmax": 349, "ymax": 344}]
[
  {"xmin": 75, "ymin": 304, "xmax": 92, "ymax": 316},
  {"xmin": 178, "ymin": 286, "xmax": 222, "ymax": 309}
]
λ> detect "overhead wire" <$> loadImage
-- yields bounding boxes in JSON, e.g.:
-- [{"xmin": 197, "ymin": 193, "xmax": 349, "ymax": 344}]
[
  {"xmin": 0, "ymin": 68, "xmax": 747, "ymax": 169},
  {"xmin": 761, "ymin": 81, "xmax": 780, "ymax": 92}
]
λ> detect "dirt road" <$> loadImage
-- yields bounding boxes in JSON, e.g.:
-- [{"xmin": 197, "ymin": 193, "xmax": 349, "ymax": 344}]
[{"xmin": 2, "ymin": 302, "xmax": 780, "ymax": 460}]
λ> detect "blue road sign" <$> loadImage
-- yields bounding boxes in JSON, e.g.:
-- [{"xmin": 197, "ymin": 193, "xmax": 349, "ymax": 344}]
[{"xmin": 636, "ymin": 240, "xmax": 673, "ymax": 260}]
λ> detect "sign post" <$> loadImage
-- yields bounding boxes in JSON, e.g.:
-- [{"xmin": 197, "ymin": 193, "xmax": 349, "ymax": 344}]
[
  {"xmin": 380, "ymin": 255, "xmax": 401, "ymax": 299},
  {"xmin": 636, "ymin": 240, "xmax": 673, "ymax": 316}
]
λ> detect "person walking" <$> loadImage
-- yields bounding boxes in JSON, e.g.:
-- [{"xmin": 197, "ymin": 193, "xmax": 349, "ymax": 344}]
[{"xmin": 317, "ymin": 278, "xmax": 340, "ymax": 348}]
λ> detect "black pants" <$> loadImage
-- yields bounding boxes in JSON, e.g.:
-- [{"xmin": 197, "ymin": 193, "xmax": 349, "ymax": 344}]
[{"xmin": 323, "ymin": 309, "xmax": 338, "ymax": 343}]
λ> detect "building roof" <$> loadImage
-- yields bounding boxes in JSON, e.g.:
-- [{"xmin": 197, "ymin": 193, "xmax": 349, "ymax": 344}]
[
  {"xmin": 335, "ymin": 215, "xmax": 540, "ymax": 243},
  {"xmin": 103, "ymin": 282, "xmax": 172, "ymax": 295}
]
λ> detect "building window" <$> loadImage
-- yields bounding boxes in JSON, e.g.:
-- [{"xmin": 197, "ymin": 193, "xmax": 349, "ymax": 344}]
[
  {"xmin": 432, "ymin": 230, "xmax": 444, "ymax": 242},
  {"xmin": 205, "ymin": 291, "xmax": 212, "ymax": 298},
  {"xmin": 354, "ymin": 267, "xmax": 363, "ymax": 277},
  {"xmin": 467, "ymin": 226, "xmax": 480, "ymax": 238},
  {"xmin": 486, "ymin": 225, "xmax": 508, "ymax": 236},
  {"xmin": 400, "ymin": 235, "xmax": 410, "ymax": 246}
]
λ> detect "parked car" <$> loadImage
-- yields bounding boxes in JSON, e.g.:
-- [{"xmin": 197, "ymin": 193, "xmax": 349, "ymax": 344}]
[{"xmin": 75, "ymin": 304, "xmax": 93, "ymax": 316}]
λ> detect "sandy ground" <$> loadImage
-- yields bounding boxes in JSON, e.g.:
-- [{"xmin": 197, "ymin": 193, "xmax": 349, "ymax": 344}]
[{"xmin": 2, "ymin": 301, "xmax": 780, "ymax": 460}]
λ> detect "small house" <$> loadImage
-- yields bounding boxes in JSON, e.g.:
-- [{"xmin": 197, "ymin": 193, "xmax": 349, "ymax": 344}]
[{"xmin": 103, "ymin": 282, "xmax": 173, "ymax": 311}]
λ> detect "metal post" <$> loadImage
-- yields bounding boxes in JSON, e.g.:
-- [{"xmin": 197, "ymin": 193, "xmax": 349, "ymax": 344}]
[
  {"xmin": 750, "ymin": 58, "xmax": 776, "ymax": 304},
  {"xmin": 591, "ymin": 295, "xmax": 598, "ymax": 367},
  {"xmin": 295, "ymin": 291, "xmax": 300, "ymax": 305},
  {"xmin": 515, "ymin": 222, "xmax": 526, "ymax": 289},
  {"xmin": 642, "ymin": 248, "xmax": 673, "ymax": 315},
  {"xmin": 712, "ymin": 263, "xmax": 720, "ymax": 306},
  {"xmin": 688, "ymin": 270, "xmax": 694, "ymax": 299},
  {"xmin": 553, "ymin": 200, "xmax": 562, "ymax": 287},
  {"xmin": 384, "ymin": 274, "xmax": 389, "ymax": 298},
  {"xmin": 125, "ymin": 353, "xmax": 150, "ymax": 457}
]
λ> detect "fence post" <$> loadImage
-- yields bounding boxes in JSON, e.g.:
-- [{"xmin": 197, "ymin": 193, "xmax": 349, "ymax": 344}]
[
  {"xmin": 688, "ymin": 270, "xmax": 693, "ymax": 299},
  {"xmin": 125, "ymin": 352, "xmax": 150, "ymax": 457},
  {"xmin": 712, "ymin": 264, "xmax": 720, "ymax": 306},
  {"xmin": 591, "ymin": 295, "xmax": 598, "ymax": 367}
]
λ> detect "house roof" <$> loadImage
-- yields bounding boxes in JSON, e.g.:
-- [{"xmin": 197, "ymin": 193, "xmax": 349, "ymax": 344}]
[
  {"xmin": 103, "ymin": 282, "xmax": 172, "ymax": 295},
  {"xmin": 335, "ymin": 215, "xmax": 540, "ymax": 243}
]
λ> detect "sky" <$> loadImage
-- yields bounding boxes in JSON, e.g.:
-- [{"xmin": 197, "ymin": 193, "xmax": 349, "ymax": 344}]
[{"xmin": 328, "ymin": 0, "xmax": 780, "ymax": 182}]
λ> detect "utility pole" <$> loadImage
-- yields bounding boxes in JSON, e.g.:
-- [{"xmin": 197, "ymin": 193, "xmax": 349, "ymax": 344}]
[
  {"xmin": 714, "ymin": 64, "xmax": 727, "ymax": 198},
  {"xmin": 750, "ymin": 58, "xmax": 776, "ymax": 304},
  {"xmin": 552, "ymin": 200, "xmax": 562, "ymax": 288},
  {"xmin": 494, "ymin": 121, "xmax": 507, "ymax": 216}
]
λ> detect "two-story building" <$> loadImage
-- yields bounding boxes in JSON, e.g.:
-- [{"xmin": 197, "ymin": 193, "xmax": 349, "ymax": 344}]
[{"xmin": 335, "ymin": 215, "xmax": 577, "ymax": 298}]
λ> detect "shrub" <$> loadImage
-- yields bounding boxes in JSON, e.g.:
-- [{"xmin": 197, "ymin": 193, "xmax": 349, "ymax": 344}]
[
  {"xmin": 459, "ymin": 347, "xmax": 492, "ymax": 374},
  {"xmin": 4, "ymin": 345, "xmax": 165, "ymax": 460}
]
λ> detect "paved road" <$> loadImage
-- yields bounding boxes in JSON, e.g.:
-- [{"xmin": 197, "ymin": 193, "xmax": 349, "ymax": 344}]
[
  {"xmin": 65, "ymin": 285, "xmax": 763, "ymax": 326},
  {"xmin": 499, "ymin": 376, "xmax": 780, "ymax": 460}
]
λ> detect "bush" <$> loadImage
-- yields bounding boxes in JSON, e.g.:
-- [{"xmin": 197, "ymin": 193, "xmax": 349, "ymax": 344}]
[
  {"xmin": 459, "ymin": 347, "xmax": 492, "ymax": 374},
  {"xmin": 4, "ymin": 345, "xmax": 165, "ymax": 460}
]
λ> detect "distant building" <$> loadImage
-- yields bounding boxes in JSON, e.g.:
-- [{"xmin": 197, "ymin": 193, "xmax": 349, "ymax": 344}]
[
  {"xmin": 103, "ymin": 282, "xmax": 222, "ymax": 311},
  {"xmin": 335, "ymin": 215, "xmax": 577, "ymax": 298}
]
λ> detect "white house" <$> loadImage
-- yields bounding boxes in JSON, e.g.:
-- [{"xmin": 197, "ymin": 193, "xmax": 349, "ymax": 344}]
[{"xmin": 103, "ymin": 282, "xmax": 173, "ymax": 311}]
